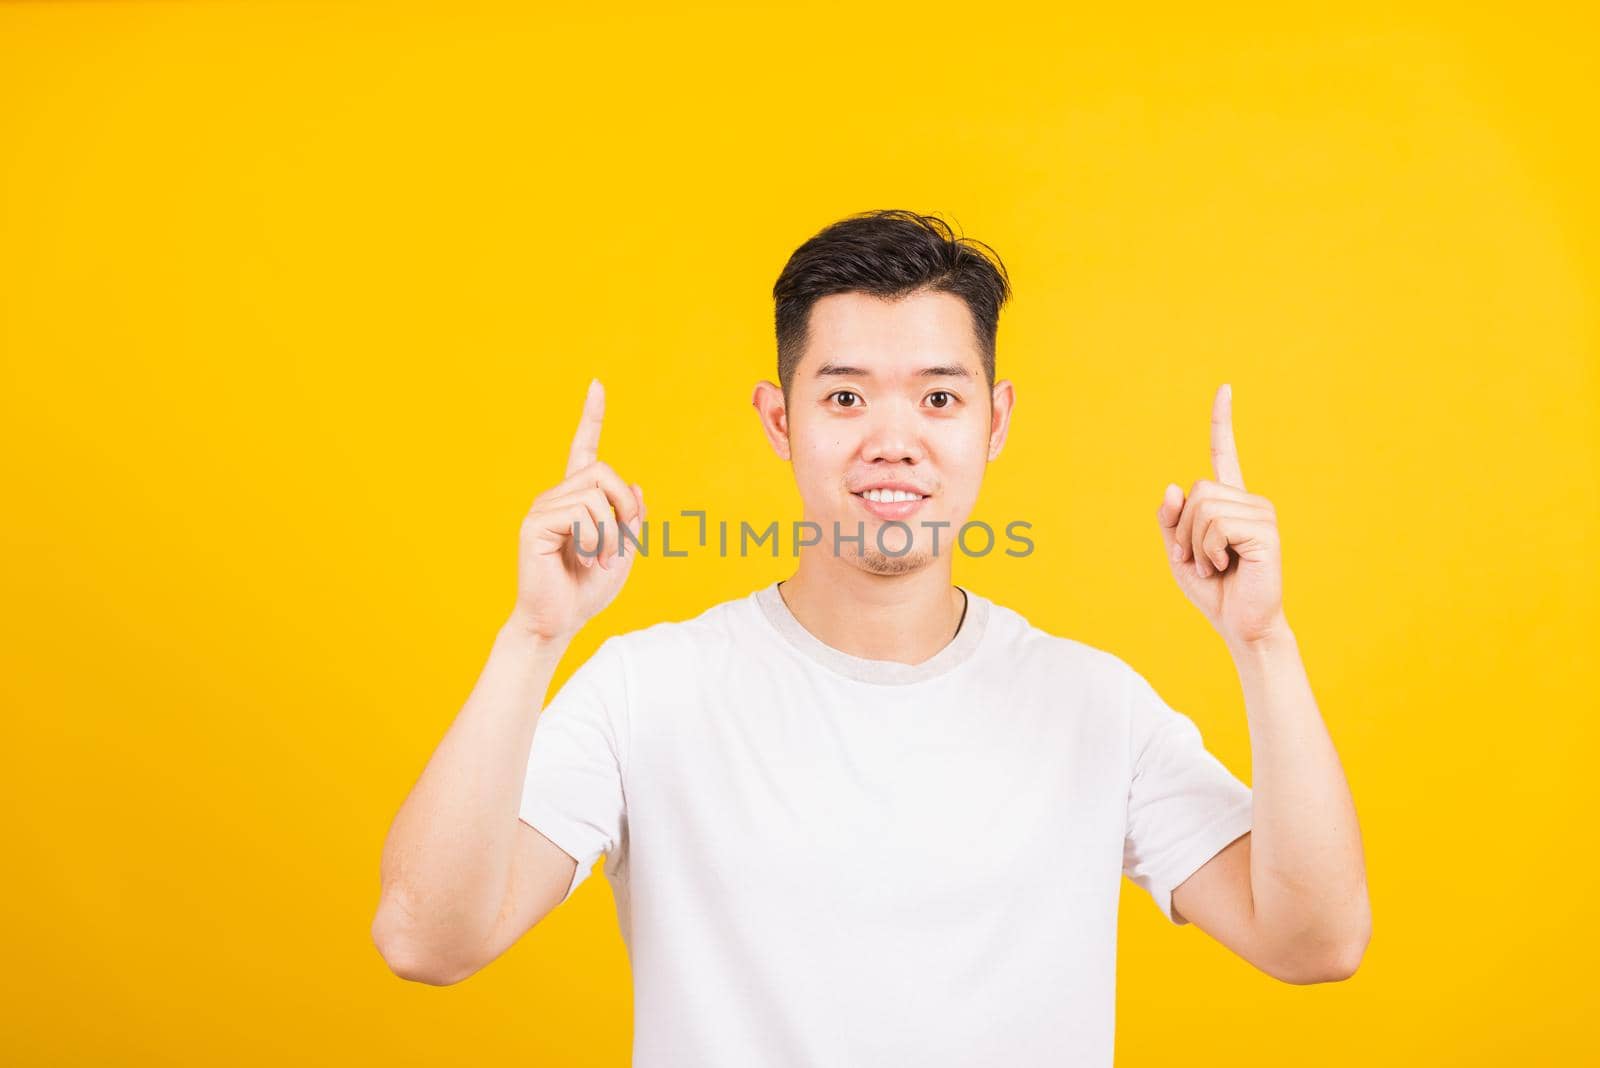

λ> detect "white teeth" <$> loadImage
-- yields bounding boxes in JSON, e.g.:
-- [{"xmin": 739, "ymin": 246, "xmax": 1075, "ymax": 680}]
[{"xmin": 861, "ymin": 489, "xmax": 923, "ymax": 503}]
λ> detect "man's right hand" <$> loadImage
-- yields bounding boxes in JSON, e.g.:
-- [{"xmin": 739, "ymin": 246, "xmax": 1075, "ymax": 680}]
[{"xmin": 509, "ymin": 378, "xmax": 645, "ymax": 644}]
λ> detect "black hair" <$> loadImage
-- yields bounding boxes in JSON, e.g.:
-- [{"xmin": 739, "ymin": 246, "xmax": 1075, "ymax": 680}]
[{"xmin": 772, "ymin": 209, "xmax": 1012, "ymax": 396}]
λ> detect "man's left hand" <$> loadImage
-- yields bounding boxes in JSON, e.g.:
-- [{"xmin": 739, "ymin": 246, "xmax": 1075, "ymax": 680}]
[{"xmin": 1156, "ymin": 384, "xmax": 1288, "ymax": 647}]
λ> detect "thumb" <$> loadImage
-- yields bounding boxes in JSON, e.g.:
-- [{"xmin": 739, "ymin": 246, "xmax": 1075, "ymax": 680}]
[
  {"xmin": 1155, "ymin": 483, "xmax": 1183, "ymax": 556},
  {"xmin": 614, "ymin": 484, "xmax": 647, "ymax": 562}
]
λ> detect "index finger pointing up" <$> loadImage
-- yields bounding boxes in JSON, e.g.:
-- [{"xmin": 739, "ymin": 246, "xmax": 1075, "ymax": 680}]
[
  {"xmin": 566, "ymin": 378, "xmax": 605, "ymax": 478},
  {"xmin": 1210, "ymin": 383, "xmax": 1246, "ymax": 489}
]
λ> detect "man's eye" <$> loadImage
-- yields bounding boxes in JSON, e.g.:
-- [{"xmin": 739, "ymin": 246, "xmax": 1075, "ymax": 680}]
[
  {"xmin": 829, "ymin": 390, "xmax": 863, "ymax": 408},
  {"xmin": 927, "ymin": 391, "xmax": 956, "ymax": 409}
]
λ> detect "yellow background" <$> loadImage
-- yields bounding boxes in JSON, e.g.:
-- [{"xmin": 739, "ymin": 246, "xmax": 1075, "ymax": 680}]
[{"xmin": 3, "ymin": 2, "xmax": 1595, "ymax": 1064}]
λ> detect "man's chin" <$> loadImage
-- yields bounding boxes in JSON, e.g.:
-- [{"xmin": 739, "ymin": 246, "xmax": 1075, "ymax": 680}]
[{"xmin": 851, "ymin": 547, "xmax": 936, "ymax": 577}]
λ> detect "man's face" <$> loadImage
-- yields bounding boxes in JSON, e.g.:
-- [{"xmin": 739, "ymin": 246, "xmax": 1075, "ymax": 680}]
[{"xmin": 753, "ymin": 289, "xmax": 1014, "ymax": 576}]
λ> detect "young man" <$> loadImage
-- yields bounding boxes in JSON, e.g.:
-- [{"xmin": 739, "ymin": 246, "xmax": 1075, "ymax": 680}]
[{"xmin": 372, "ymin": 210, "xmax": 1371, "ymax": 1066}]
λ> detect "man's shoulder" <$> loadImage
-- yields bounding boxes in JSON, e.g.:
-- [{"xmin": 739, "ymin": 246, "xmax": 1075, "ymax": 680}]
[
  {"xmin": 980, "ymin": 594, "xmax": 1139, "ymax": 689},
  {"xmin": 593, "ymin": 586, "xmax": 759, "ymax": 665}
]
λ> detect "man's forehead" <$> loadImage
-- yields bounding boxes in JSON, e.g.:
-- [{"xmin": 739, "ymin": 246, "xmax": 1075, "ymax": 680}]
[{"xmin": 799, "ymin": 290, "xmax": 983, "ymax": 378}]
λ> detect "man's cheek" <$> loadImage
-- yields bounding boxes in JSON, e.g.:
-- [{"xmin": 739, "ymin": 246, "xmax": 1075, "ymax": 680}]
[{"xmin": 799, "ymin": 442, "xmax": 847, "ymax": 478}]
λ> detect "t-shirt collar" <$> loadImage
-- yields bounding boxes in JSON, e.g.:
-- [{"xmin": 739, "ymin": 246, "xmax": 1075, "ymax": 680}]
[{"xmin": 753, "ymin": 580, "xmax": 989, "ymax": 686}]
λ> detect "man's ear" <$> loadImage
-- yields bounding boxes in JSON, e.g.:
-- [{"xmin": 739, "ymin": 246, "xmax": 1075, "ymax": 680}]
[
  {"xmin": 988, "ymin": 378, "xmax": 1015, "ymax": 461},
  {"xmin": 751, "ymin": 380, "xmax": 792, "ymax": 461}
]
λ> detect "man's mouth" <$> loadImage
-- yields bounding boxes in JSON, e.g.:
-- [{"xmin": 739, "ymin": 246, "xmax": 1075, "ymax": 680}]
[{"xmin": 851, "ymin": 486, "xmax": 930, "ymax": 519}]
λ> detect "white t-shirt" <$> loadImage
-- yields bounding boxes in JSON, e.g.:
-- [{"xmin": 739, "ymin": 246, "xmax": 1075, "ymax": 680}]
[{"xmin": 518, "ymin": 581, "xmax": 1253, "ymax": 1067}]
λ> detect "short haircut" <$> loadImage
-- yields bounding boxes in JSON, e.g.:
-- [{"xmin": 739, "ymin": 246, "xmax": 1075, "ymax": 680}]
[{"xmin": 772, "ymin": 209, "xmax": 1012, "ymax": 397}]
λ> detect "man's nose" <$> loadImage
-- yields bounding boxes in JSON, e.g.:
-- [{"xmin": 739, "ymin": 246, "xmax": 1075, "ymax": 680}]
[{"xmin": 860, "ymin": 400, "xmax": 926, "ymax": 464}]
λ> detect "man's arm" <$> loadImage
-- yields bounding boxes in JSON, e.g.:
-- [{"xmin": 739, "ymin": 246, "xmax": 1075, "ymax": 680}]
[
  {"xmin": 1171, "ymin": 621, "xmax": 1371, "ymax": 984},
  {"xmin": 370, "ymin": 622, "xmax": 580, "ymax": 986},
  {"xmin": 1155, "ymin": 383, "xmax": 1370, "ymax": 984},
  {"xmin": 370, "ymin": 378, "xmax": 644, "ymax": 985}
]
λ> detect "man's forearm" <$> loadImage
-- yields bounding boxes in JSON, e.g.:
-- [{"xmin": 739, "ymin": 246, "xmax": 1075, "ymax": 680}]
[
  {"xmin": 1228, "ymin": 620, "xmax": 1371, "ymax": 966},
  {"xmin": 372, "ymin": 618, "xmax": 568, "ymax": 975}
]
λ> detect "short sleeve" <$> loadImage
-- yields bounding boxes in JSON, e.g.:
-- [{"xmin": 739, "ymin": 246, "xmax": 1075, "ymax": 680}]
[
  {"xmin": 518, "ymin": 637, "xmax": 629, "ymax": 906},
  {"xmin": 1120, "ymin": 662, "xmax": 1253, "ymax": 925}
]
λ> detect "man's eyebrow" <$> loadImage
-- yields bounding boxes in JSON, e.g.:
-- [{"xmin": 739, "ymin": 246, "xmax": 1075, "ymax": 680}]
[{"xmin": 812, "ymin": 362, "xmax": 973, "ymax": 378}]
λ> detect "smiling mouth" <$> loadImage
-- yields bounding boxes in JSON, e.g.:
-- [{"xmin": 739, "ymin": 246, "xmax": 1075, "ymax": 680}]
[
  {"xmin": 851, "ymin": 489, "xmax": 931, "ymax": 518},
  {"xmin": 852, "ymin": 489, "xmax": 929, "ymax": 504}
]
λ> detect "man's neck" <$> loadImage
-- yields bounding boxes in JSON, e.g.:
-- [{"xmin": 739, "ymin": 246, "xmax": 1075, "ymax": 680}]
[{"xmin": 778, "ymin": 552, "xmax": 967, "ymax": 666}]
